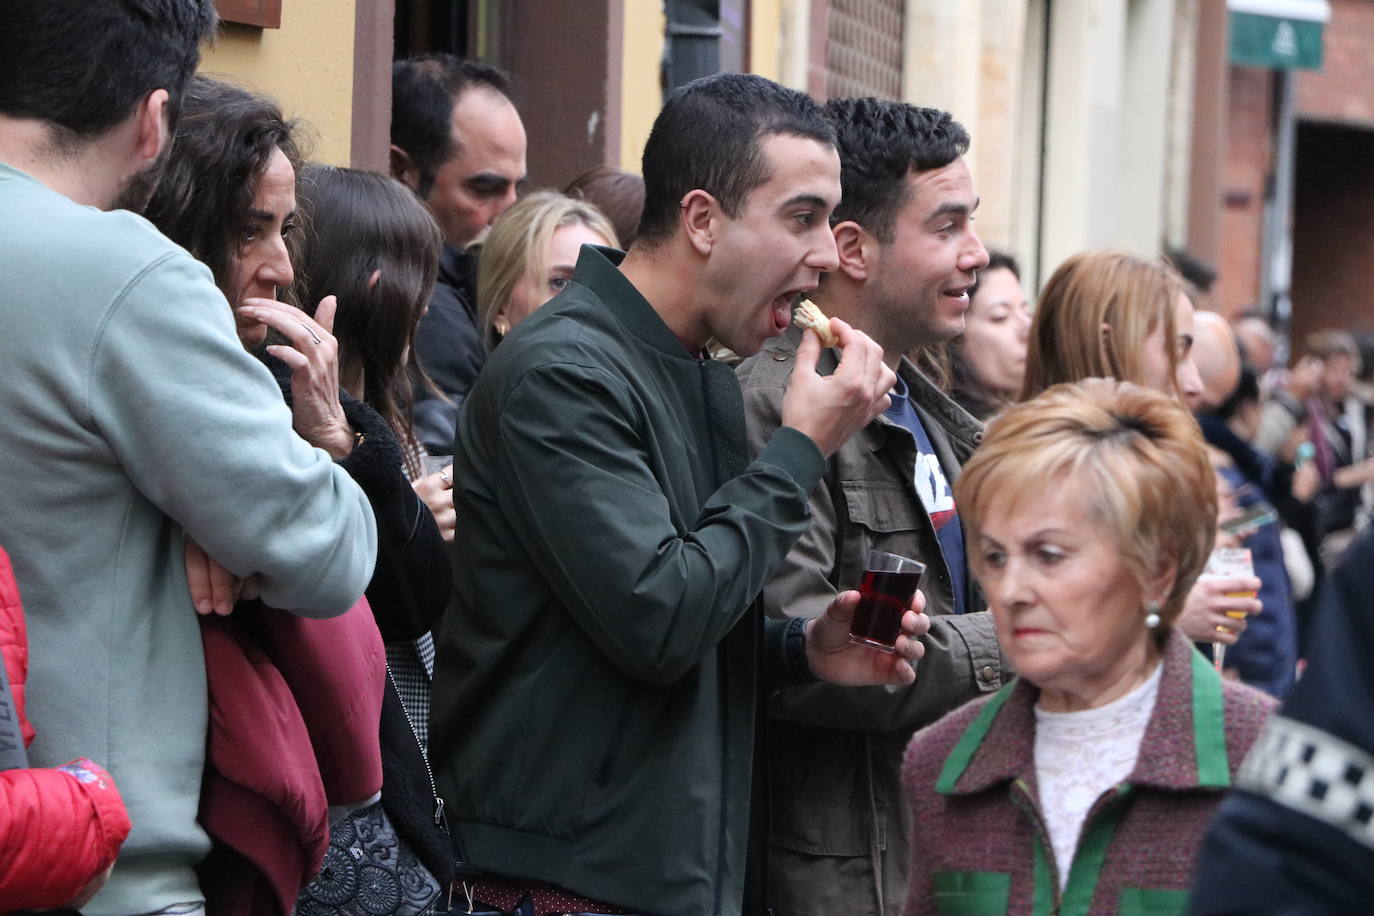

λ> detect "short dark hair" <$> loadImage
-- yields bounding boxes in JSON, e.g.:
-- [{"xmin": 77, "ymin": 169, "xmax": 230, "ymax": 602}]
[
  {"xmin": 823, "ymin": 98, "xmax": 969, "ymax": 243},
  {"xmin": 294, "ymin": 166, "xmax": 443, "ymax": 469},
  {"xmin": 968, "ymin": 249, "xmax": 1020, "ymax": 300},
  {"xmin": 1215, "ymin": 365, "xmax": 1261, "ymax": 421},
  {"xmin": 391, "ymin": 54, "xmax": 513, "ymax": 198},
  {"xmin": 636, "ymin": 73, "xmax": 836, "ymax": 246},
  {"xmin": 0, "ymin": 0, "xmax": 217, "ymax": 143},
  {"xmin": 144, "ymin": 77, "xmax": 305, "ymax": 298},
  {"xmin": 1164, "ymin": 247, "xmax": 1217, "ymax": 295}
]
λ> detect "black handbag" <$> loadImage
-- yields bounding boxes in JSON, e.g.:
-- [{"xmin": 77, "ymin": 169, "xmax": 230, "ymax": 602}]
[{"xmin": 295, "ymin": 800, "xmax": 443, "ymax": 916}]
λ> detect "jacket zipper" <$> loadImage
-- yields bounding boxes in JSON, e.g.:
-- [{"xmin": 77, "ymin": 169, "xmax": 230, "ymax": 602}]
[
  {"xmin": 386, "ymin": 662, "xmax": 447, "ymax": 829},
  {"xmin": 700, "ymin": 354, "xmax": 729, "ymax": 916}
]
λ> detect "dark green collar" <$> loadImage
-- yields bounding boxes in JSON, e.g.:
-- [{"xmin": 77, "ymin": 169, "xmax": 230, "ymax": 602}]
[
  {"xmin": 937, "ymin": 630, "xmax": 1232, "ymax": 795},
  {"xmin": 571, "ymin": 245, "xmax": 701, "ymax": 361}
]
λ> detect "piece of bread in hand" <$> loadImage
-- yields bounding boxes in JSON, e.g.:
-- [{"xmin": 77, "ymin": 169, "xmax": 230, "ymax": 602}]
[{"xmin": 792, "ymin": 299, "xmax": 839, "ymax": 347}]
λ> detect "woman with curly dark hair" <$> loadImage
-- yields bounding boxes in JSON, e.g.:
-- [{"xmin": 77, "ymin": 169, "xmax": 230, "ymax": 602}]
[{"xmin": 144, "ymin": 77, "xmax": 453, "ymax": 911}]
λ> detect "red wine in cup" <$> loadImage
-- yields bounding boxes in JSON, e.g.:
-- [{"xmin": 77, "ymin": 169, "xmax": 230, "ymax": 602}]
[{"xmin": 850, "ymin": 568, "xmax": 922, "ymax": 652}]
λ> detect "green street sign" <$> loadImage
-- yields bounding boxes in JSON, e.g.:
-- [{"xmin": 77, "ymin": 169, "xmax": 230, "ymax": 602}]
[{"xmin": 1229, "ymin": 2, "xmax": 1327, "ymax": 70}]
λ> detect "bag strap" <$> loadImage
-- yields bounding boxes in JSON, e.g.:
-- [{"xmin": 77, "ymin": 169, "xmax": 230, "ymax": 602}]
[{"xmin": 0, "ymin": 651, "xmax": 29, "ymax": 770}]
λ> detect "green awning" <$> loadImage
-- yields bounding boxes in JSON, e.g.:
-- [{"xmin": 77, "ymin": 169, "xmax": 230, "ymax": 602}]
[{"xmin": 1229, "ymin": 0, "xmax": 1329, "ymax": 70}]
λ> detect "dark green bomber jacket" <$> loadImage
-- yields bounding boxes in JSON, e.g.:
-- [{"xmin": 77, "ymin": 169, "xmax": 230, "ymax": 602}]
[{"xmin": 429, "ymin": 247, "xmax": 826, "ymax": 916}]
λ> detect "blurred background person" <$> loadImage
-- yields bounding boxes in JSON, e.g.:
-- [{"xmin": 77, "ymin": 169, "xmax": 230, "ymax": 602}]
[
  {"xmin": 902, "ymin": 379, "xmax": 1275, "ymax": 913},
  {"xmin": 475, "ymin": 189, "xmax": 618, "ymax": 350},
  {"xmin": 1165, "ymin": 245, "xmax": 1218, "ymax": 314},
  {"xmin": 948, "ymin": 249, "xmax": 1031, "ymax": 419},
  {"xmin": 1254, "ymin": 351, "xmax": 1322, "ymax": 463},
  {"xmin": 1192, "ymin": 313, "xmax": 1312, "ymax": 696},
  {"xmin": 1233, "ymin": 312, "xmax": 1279, "ymax": 379},
  {"xmin": 1021, "ymin": 249, "xmax": 1260, "ymax": 648},
  {"xmin": 1302, "ymin": 330, "xmax": 1374, "ymax": 564},
  {"xmin": 390, "ymin": 55, "xmax": 527, "ymax": 455},
  {"xmin": 564, "ymin": 165, "xmax": 645, "ymax": 251}
]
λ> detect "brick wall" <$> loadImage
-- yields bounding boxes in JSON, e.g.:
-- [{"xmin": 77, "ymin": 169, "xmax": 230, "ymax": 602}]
[
  {"xmin": 1218, "ymin": 65, "xmax": 1273, "ymax": 316},
  {"xmin": 1288, "ymin": 0, "xmax": 1374, "ymax": 342},
  {"xmin": 1218, "ymin": 0, "xmax": 1374, "ymax": 338},
  {"xmin": 1291, "ymin": 121, "xmax": 1374, "ymax": 342},
  {"xmin": 1296, "ymin": 0, "xmax": 1374, "ymax": 127}
]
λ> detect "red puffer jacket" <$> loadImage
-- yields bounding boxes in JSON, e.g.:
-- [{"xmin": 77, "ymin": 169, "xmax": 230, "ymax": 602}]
[{"xmin": 0, "ymin": 545, "xmax": 131, "ymax": 912}]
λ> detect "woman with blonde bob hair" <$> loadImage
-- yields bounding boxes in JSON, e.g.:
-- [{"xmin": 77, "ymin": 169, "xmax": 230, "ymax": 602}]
[
  {"xmin": 477, "ymin": 190, "xmax": 619, "ymax": 350},
  {"xmin": 901, "ymin": 379, "xmax": 1275, "ymax": 915},
  {"xmin": 1022, "ymin": 250, "xmax": 1202, "ymax": 404}
]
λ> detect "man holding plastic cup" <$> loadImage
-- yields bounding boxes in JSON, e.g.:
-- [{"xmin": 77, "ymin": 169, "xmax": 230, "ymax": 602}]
[{"xmin": 738, "ymin": 98, "xmax": 1005, "ymax": 915}]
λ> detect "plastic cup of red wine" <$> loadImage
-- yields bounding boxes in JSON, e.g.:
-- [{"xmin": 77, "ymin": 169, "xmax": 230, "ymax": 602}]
[{"xmin": 849, "ymin": 549, "xmax": 925, "ymax": 653}]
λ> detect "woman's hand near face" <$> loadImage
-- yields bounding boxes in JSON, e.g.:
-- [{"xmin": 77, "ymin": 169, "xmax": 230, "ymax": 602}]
[
  {"xmin": 238, "ymin": 294, "xmax": 355, "ymax": 459},
  {"xmin": 412, "ymin": 464, "xmax": 456, "ymax": 542},
  {"xmin": 1175, "ymin": 576, "xmax": 1261, "ymax": 645}
]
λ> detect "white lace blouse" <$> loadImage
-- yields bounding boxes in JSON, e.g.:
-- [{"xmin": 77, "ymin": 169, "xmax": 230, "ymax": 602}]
[{"xmin": 1032, "ymin": 664, "xmax": 1163, "ymax": 888}]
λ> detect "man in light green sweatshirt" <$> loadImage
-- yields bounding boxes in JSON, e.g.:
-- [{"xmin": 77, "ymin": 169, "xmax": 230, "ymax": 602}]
[{"xmin": 0, "ymin": 3, "xmax": 378, "ymax": 913}]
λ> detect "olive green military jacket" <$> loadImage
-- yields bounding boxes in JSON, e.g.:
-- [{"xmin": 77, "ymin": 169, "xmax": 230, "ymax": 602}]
[{"xmin": 738, "ymin": 328, "xmax": 1006, "ymax": 915}]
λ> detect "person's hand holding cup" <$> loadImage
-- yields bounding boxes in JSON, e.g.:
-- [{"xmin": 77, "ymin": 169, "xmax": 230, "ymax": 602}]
[{"xmin": 805, "ymin": 549, "xmax": 930, "ymax": 687}]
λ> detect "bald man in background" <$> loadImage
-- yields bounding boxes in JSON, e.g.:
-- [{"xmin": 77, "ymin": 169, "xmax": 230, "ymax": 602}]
[
  {"xmin": 1194, "ymin": 311, "xmax": 1243, "ymax": 411},
  {"xmin": 1193, "ymin": 311, "xmax": 1300, "ymax": 696},
  {"xmin": 1234, "ymin": 314, "xmax": 1278, "ymax": 376}
]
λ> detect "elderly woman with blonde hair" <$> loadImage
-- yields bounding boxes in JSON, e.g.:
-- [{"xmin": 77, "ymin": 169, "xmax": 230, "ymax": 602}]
[
  {"xmin": 901, "ymin": 379, "xmax": 1275, "ymax": 915},
  {"xmin": 476, "ymin": 189, "xmax": 619, "ymax": 350}
]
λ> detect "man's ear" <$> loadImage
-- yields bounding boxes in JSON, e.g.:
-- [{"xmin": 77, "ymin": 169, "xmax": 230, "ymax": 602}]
[
  {"xmin": 389, "ymin": 145, "xmax": 420, "ymax": 190},
  {"xmin": 832, "ymin": 221, "xmax": 873, "ymax": 282},
  {"xmin": 680, "ymin": 189, "xmax": 717, "ymax": 256},
  {"xmin": 134, "ymin": 89, "xmax": 170, "ymax": 164}
]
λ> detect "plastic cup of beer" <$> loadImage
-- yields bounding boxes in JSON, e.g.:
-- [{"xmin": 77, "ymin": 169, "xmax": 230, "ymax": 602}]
[
  {"xmin": 1199, "ymin": 546, "xmax": 1256, "ymax": 672},
  {"xmin": 849, "ymin": 550, "xmax": 925, "ymax": 653}
]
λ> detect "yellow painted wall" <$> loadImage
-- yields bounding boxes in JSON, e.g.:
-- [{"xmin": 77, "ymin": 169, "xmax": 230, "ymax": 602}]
[
  {"xmin": 200, "ymin": 2, "xmax": 357, "ymax": 166},
  {"xmin": 751, "ymin": 0, "xmax": 783, "ymax": 83},
  {"xmin": 619, "ymin": 1, "xmax": 667, "ymax": 172}
]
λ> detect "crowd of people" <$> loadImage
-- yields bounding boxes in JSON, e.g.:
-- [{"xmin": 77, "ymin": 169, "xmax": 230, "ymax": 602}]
[{"xmin": 2, "ymin": 2, "xmax": 1374, "ymax": 915}]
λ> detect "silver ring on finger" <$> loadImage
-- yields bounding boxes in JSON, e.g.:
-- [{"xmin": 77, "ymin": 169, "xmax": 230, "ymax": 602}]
[{"xmin": 298, "ymin": 320, "xmax": 322, "ymax": 345}]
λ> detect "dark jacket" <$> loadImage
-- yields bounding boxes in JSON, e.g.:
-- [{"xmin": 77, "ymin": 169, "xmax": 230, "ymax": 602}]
[
  {"xmin": 269, "ymin": 359, "xmax": 455, "ymax": 882},
  {"xmin": 430, "ymin": 247, "xmax": 823, "ymax": 916},
  {"xmin": 411, "ymin": 244, "xmax": 481, "ymax": 454},
  {"xmin": 1191, "ymin": 526, "xmax": 1374, "ymax": 914},
  {"xmin": 903, "ymin": 631, "xmax": 1275, "ymax": 915},
  {"xmin": 197, "ymin": 597, "xmax": 385, "ymax": 916},
  {"xmin": 738, "ymin": 332, "xmax": 1005, "ymax": 915},
  {"xmin": 1210, "ymin": 464, "xmax": 1297, "ymax": 699}
]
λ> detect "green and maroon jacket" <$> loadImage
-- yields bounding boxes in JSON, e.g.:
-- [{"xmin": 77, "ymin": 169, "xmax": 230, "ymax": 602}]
[{"xmin": 900, "ymin": 630, "xmax": 1276, "ymax": 915}]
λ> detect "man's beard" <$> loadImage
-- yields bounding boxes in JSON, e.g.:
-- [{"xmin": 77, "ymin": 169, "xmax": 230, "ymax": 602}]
[{"xmin": 111, "ymin": 147, "xmax": 171, "ymax": 214}]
